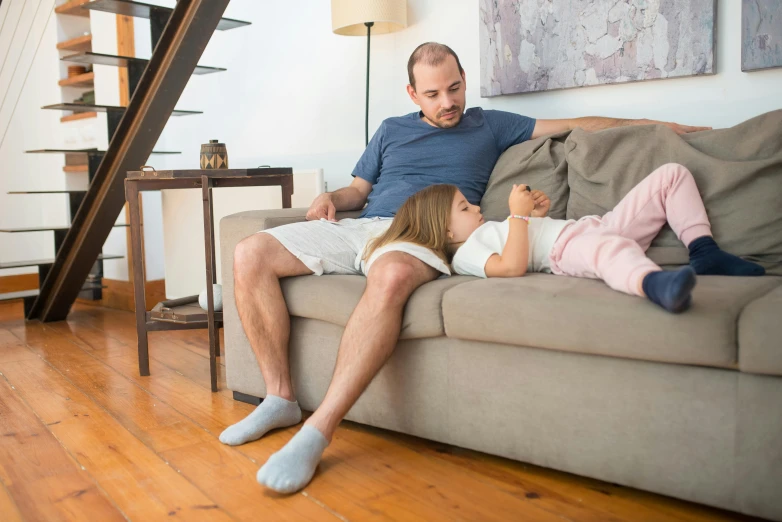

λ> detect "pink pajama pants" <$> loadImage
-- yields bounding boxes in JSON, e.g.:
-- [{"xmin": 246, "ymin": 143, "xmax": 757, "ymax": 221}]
[{"xmin": 549, "ymin": 163, "xmax": 712, "ymax": 296}]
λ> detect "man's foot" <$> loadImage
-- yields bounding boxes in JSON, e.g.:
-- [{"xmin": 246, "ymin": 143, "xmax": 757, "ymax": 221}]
[
  {"xmin": 257, "ymin": 425, "xmax": 329, "ymax": 494},
  {"xmin": 688, "ymin": 236, "xmax": 765, "ymax": 276},
  {"xmin": 219, "ymin": 395, "xmax": 302, "ymax": 446},
  {"xmin": 642, "ymin": 267, "xmax": 697, "ymax": 313}
]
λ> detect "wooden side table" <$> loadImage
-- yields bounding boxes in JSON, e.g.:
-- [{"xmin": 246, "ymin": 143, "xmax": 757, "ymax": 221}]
[{"xmin": 125, "ymin": 167, "xmax": 293, "ymax": 391}]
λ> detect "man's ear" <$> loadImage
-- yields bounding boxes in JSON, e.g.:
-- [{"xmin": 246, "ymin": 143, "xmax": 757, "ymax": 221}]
[{"xmin": 407, "ymin": 84, "xmax": 420, "ymax": 106}]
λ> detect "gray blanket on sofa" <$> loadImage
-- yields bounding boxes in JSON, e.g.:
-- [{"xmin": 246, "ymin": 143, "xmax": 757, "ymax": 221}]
[{"xmin": 481, "ymin": 110, "xmax": 782, "ymax": 275}]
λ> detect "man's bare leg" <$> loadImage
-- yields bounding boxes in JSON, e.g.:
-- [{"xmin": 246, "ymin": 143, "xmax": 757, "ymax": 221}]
[
  {"xmin": 219, "ymin": 233, "xmax": 314, "ymax": 446},
  {"xmin": 257, "ymin": 252, "xmax": 439, "ymax": 492}
]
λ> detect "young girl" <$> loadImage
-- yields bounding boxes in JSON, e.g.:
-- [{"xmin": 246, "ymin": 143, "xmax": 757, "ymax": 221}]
[{"xmin": 363, "ymin": 163, "xmax": 765, "ymax": 313}]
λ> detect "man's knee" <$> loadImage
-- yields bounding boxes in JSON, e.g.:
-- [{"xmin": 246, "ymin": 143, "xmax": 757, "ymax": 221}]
[
  {"xmin": 366, "ymin": 254, "xmax": 434, "ymax": 305},
  {"xmin": 234, "ymin": 234, "xmax": 276, "ymax": 279}
]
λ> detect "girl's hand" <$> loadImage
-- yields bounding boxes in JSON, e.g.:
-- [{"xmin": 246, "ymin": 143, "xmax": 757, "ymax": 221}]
[
  {"xmin": 530, "ymin": 190, "xmax": 551, "ymax": 217},
  {"xmin": 509, "ymin": 184, "xmax": 535, "ymax": 216}
]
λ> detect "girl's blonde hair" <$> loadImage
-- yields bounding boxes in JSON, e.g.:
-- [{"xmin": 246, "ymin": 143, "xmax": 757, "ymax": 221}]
[{"xmin": 363, "ymin": 184, "xmax": 460, "ymax": 266}]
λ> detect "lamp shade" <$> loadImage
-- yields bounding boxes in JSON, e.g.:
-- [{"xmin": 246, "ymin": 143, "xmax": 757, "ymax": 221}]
[{"xmin": 331, "ymin": 0, "xmax": 407, "ymax": 36}]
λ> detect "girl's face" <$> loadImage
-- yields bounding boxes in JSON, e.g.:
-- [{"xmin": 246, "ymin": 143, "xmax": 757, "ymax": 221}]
[{"xmin": 448, "ymin": 190, "xmax": 484, "ymax": 244}]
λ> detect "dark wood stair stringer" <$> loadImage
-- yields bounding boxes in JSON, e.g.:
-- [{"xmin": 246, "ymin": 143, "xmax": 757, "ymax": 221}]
[{"xmin": 27, "ymin": 0, "xmax": 234, "ymax": 322}]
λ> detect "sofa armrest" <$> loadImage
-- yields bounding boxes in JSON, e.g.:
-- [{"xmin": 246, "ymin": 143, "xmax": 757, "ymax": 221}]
[{"xmin": 221, "ymin": 207, "xmax": 364, "ymax": 232}]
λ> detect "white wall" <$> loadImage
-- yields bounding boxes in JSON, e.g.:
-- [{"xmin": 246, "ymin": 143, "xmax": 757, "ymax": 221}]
[{"xmin": 154, "ymin": 0, "xmax": 782, "ymax": 297}]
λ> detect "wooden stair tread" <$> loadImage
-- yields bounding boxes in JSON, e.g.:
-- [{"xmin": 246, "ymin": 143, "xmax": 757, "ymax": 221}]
[
  {"xmin": 61, "ymin": 112, "xmax": 97, "ymax": 123},
  {"xmin": 62, "ymin": 51, "xmax": 225, "ymax": 75},
  {"xmin": 42, "ymin": 103, "xmax": 202, "ymax": 117},
  {"xmin": 0, "ymin": 282, "xmax": 108, "ymax": 302},
  {"xmin": 7, "ymin": 190, "xmax": 87, "ymax": 194},
  {"xmin": 58, "ymin": 72, "xmax": 94, "ymax": 87},
  {"xmin": 54, "ymin": 0, "xmax": 91, "ymax": 17},
  {"xmin": 56, "ymin": 34, "xmax": 92, "ymax": 52},
  {"xmin": 82, "ymin": 0, "xmax": 251, "ymax": 30},
  {"xmin": 63, "ymin": 164, "xmax": 88, "ymax": 172},
  {"xmin": 26, "ymin": 148, "xmax": 181, "ymax": 155},
  {"xmin": 0, "ymin": 289, "xmax": 39, "ymax": 301},
  {"xmin": 0, "ymin": 224, "xmax": 130, "ymax": 233},
  {"xmin": 0, "ymin": 255, "xmax": 123, "ymax": 270}
]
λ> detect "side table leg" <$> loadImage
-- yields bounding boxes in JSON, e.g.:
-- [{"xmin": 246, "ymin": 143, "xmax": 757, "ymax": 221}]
[
  {"xmin": 126, "ymin": 181, "xmax": 150, "ymax": 376},
  {"xmin": 282, "ymin": 176, "xmax": 293, "ymax": 209},
  {"xmin": 202, "ymin": 176, "xmax": 219, "ymax": 392}
]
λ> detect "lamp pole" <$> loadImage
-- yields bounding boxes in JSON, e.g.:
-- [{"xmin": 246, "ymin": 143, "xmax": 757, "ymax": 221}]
[{"xmin": 365, "ymin": 21, "xmax": 373, "ymax": 147}]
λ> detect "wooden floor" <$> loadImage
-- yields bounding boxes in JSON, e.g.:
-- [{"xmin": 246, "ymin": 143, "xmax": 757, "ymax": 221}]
[{"xmin": 0, "ymin": 301, "xmax": 764, "ymax": 522}]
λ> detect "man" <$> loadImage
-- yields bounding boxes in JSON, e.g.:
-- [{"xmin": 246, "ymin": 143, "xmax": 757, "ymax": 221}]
[{"xmin": 220, "ymin": 42, "xmax": 709, "ymax": 493}]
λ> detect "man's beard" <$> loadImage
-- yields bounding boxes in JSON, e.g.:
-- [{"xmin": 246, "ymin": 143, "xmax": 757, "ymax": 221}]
[{"xmin": 429, "ymin": 106, "xmax": 463, "ymax": 129}]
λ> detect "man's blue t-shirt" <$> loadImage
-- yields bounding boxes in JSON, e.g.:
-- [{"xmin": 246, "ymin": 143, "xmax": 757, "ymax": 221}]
[{"xmin": 353, "ymin": 107, "xmax": 536, "ymax": 218}]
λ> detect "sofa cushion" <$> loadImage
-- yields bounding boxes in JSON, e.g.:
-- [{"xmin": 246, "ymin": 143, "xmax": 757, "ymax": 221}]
[
  {"xmin": 564, "ymin": 110, "xmax": 782, "ymax": 275},
  {"xmin": 281, "ymin": 274, "xmax": 473, "ymax": 339},
  {"xmin": 739, "ymin": 283, "xmax": 782, "ymax": 376},
  {"xmin": 480, "ymin": 131, "xmax": 570, "ymax": 222},
  {"xmin": 442, "ymin": 274, "xmax": 782, "ymax": 369}
]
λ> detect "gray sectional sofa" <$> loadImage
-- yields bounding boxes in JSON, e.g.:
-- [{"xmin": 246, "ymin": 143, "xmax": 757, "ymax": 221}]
[{"xmin": 220, "ymin": 111, "xmax": 782, "ymax": 520}]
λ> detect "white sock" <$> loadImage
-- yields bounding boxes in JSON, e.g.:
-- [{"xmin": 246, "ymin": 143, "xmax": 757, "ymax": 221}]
[
  {"xmin": 219, "ymin": 395, "xmax": 302, "ymax": 446},
  {"xmin": 256, "ymin": 425, "xmax": 329, "ymax": 494}
]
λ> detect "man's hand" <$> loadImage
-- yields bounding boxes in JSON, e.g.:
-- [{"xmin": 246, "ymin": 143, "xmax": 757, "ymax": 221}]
[
  {"xmin": 530, "ymin": 190, "xmax": 551, "ymax": 217},
  {"xmin": 306, "ymin": 193, "xmax": 337, "ymax": 221},
  {"xmin": 638, "ymin": 118, "xmax": 712, "ymax": 135}
]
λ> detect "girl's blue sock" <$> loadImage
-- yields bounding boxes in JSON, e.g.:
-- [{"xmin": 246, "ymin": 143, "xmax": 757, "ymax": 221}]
[
  {"xmin": 688, "ymin": 236, "xmax": 765, "ymax": 276},
  {"xmin": 642, "ymin": 267, "xmax": 697, "ymax": 314}
]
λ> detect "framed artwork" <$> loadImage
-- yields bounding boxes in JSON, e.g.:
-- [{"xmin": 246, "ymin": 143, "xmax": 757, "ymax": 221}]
[
  {"xmin": 742, "ymin": 0, "xmax": 782, "ymax": 71},
  {"xmin": 480, "ymin": 0, "xmax": 717, "ymax": 96}
]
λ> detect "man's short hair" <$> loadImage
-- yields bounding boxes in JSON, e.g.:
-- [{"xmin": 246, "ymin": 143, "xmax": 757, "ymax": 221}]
[{"xmin": 407, "ymin": 42, "xmax": 464, "ymax": 91}]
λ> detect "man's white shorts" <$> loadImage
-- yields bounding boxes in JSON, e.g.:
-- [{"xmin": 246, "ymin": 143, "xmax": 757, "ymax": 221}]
[{"xmin": 260, "ymin": 217, "xmax": 451, "ymax": 276}]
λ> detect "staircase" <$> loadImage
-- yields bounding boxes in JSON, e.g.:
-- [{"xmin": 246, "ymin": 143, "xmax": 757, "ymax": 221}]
[{"xmin": 0, "ymin": 0, "xmax": 249, "ymax": 321}]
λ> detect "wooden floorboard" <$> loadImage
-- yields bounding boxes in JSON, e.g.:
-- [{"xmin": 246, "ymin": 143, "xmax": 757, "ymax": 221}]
[
  {"xmin": 0, "ymin": 301, "xmax": 765, "ymax": 521},
  {"xmin": 0, "ymin": 350, "xmax": 126, "ymax": 521}
]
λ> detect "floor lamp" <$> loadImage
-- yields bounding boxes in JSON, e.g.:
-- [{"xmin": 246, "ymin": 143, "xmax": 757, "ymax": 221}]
[{"xmin": 331, "ymin": 0, "xmax": 407, "ymax": 146}]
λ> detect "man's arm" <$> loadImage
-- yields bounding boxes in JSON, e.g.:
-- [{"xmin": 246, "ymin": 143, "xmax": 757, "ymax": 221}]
[
  {"xmin": 306, "ymin": 176, "xmax": 373, "ymax": 221},
  {"xmin": 530, "ymin": 117, "xmax": 711, "ymax": 139}
]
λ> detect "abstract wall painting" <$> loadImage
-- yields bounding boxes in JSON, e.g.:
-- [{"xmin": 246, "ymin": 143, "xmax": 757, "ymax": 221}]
[
  {"xmin": 742, "ymin": 0, "xmax": 782, "ymax": 72},
  {"xmin": 480, "ymin": 0, "xmax": 717, "ymax": 96}
]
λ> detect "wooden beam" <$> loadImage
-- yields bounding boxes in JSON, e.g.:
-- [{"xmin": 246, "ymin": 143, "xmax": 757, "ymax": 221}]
[
  {"xmin": 116, "ymin": 15, "xmax": 135, "ymax": 106},
  {"xmin": 116, "ymin": 14, "xmax": 138, "ymax": 282}
]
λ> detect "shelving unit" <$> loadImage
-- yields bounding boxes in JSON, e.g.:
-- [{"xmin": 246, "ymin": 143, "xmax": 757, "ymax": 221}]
[{"xmin": 0, "ymin": 0, "xmax": 250, "ymax": 315}]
